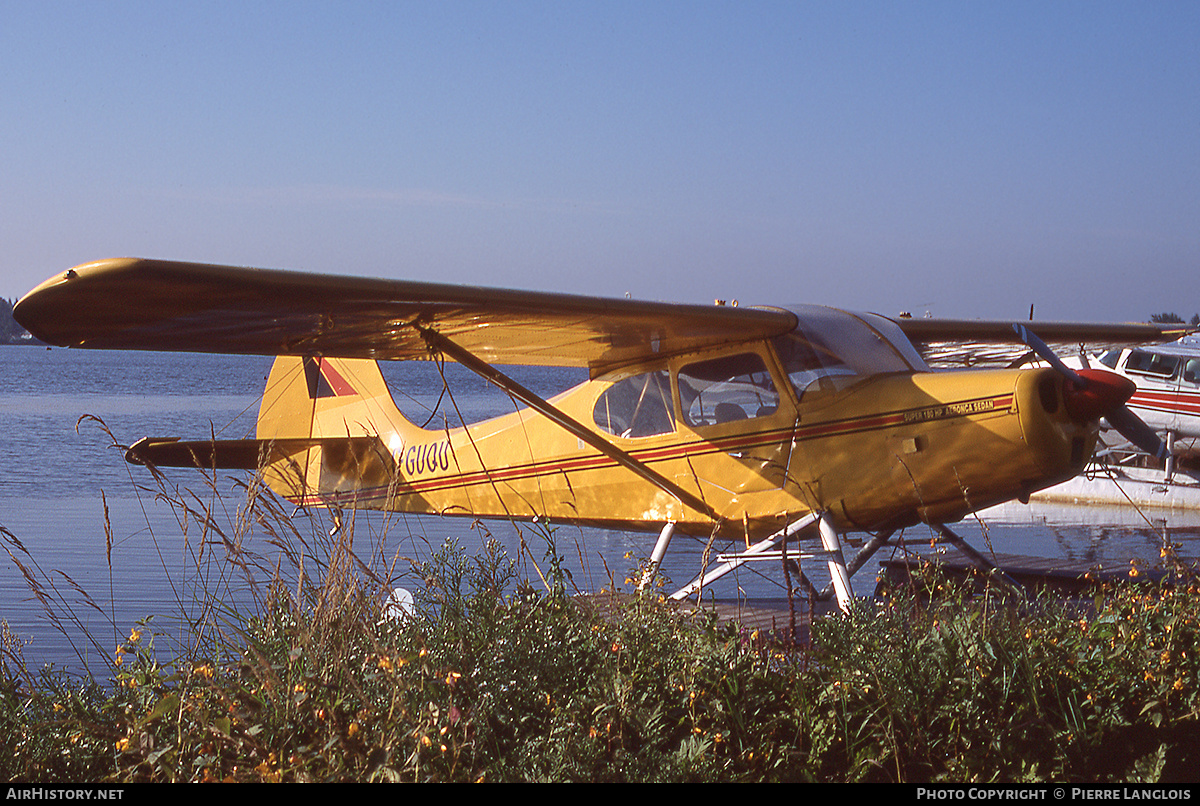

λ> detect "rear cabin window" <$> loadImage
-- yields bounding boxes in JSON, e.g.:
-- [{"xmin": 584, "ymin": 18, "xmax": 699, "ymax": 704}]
[
  {"xmin": 593, "ymin": 370, "xmax": 675, "ymax": 438},
  {"xmin": 677, "ymin": 353, "xmax": 779, "ymax": 428}
]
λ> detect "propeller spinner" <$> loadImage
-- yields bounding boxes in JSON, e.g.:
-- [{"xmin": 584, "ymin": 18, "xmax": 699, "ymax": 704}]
[{"xmin": 1012, "ymin": 323, "xmax": 1167, "ymax": 461}]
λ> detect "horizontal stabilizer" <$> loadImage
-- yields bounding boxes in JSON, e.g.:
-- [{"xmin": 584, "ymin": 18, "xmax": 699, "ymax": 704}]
[{"xmin": 125, "ymin": 436, "xmax": 395, "ymax": 476}]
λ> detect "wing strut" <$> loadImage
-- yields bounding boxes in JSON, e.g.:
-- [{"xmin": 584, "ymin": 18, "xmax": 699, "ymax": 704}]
[{"xmin": 421, "ymin": 329, "xmax": 719, "ymax": 522}]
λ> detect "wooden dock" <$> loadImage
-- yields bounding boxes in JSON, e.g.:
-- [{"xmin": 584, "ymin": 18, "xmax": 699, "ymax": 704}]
[
  {"xmin": 577, "ymin": 550, "xmax": 1199, "ymax": 646},
  {"xmin": 875, "ymin": 551, "xmax": 1196, "ymax": 597},
  {"xmin": 574, "ymin": 591, "xmax": 827, "ymax": 645}
]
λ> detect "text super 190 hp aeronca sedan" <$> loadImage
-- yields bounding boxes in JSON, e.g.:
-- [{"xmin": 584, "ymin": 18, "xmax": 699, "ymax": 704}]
[{"xmin": 13, "ymin": 259, "xmax": 1184, "ymax": 609}]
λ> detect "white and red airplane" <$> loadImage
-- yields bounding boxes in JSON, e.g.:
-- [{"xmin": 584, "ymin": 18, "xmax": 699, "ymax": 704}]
[{"xmin": 1085, "ymin": 334, "xmax": 1200, "ymax": 474}]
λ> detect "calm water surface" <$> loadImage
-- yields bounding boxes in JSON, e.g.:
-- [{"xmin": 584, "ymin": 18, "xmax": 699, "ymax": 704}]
[{"xmin": 2, "ymin": 346, "xmax": 1199, "ymax": 672}]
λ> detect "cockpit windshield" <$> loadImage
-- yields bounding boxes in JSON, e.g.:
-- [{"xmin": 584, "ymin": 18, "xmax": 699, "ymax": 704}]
[{"xmin": 774, "ymin": 306, "xmax": 921, "ymax": 399}]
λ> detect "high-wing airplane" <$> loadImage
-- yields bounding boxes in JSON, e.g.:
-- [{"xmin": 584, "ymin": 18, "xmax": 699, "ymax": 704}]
[
  {"xmin": 1081, "ymin": 336, "xmax": 1200, "ymax": 476},
  {"xmin": 12, "ymin": 258, "xmax": 1186, "ymax": 610}
]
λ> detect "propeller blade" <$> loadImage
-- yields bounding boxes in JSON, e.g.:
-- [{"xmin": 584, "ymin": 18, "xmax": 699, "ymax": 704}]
[
  {"xmin": 1105, "ymin": 405, "xmax": 1169, "ymax": 462},
  {"xmin": 1011, "ymin": 323, "xmax": 1086, "ymax": 387},
  {"xmin": 1011, "ymin": 323, "xmax": 1169, "ymax": 462}
]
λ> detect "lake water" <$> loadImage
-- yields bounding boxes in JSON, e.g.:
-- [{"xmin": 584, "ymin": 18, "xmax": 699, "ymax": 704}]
[{"xmin": 3, "ymin": 345, "xmax": 1200, "ymax": 674}]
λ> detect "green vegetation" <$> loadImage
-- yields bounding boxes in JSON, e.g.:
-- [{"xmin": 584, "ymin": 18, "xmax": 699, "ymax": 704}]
[
  {"xmin": 2, "ymin": 426, "xmax": 1199, "ymax": 783},
  {"xmin": 3, "ymin": 516, "xmax": 1200, "ymax": 781}
]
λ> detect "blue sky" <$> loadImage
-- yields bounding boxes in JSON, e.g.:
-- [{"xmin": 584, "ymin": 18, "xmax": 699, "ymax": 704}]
[{"xmin": 3, "ymin": 1, "xmax": 1197, "ymax": 322}]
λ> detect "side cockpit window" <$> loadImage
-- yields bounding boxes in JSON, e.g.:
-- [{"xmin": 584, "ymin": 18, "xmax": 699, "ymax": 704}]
[
  {"xmin": 678, "ymin": 353, "xmax": 779, "ymax": 428},
  {"xmin": 1125, "ymin": 350, "xmax": 1180, "ymax": 379},
  {"xmin": 593, "ymin": 370, "xmax": 675, "ymax": 438}
]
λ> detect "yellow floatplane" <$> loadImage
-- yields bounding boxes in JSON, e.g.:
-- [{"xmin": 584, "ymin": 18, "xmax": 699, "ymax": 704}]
[{"xmin": 13, "ymin": 258, "xmax": 1184, "ymax": 609}]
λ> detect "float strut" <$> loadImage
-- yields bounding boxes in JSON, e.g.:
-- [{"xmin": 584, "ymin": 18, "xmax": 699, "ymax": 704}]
[
  {"xmin": 670, "ymin": 513, "xmax": 819, "ymax": 601},
  {"xmin": 818, "ymin": 512, "xmax": 854, "ymax": 613},
  {"xmin": 818, "ymin": 529, "xmax": 895, "ymax": 602},
  {"xmin": 638, "ymin": 522, "xmax": 676, "ymax": 591}
]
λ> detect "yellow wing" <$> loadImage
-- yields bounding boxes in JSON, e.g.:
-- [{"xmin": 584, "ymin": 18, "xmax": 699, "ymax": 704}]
[
  {"xmin": 16, "ymin": 258, "xmax": 1184, "ymax": 375},
  {"xmin": 14, "ymin": 258, "xmax": 797, "ymax": 376}
]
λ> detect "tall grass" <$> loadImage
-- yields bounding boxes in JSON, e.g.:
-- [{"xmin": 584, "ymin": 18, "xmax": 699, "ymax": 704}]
[{"xmin": 2, "ymin": 428, "xmax": 1200, "ymax": 781}]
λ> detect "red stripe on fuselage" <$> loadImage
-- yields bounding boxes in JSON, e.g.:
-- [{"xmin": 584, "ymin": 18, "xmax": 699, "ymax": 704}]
[{"xmin": 292, "ymin": 392, "xmax": 1015, "ymax": 507}]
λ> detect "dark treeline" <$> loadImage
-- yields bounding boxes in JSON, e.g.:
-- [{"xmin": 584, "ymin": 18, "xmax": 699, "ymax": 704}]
[
  {"xmin": 1152, "ymin": 312, "xmax": 1200, "ymax": 326},
  {"xmin": 1, "ymin": 298, "xmax": 34, "ymax": 344}
]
